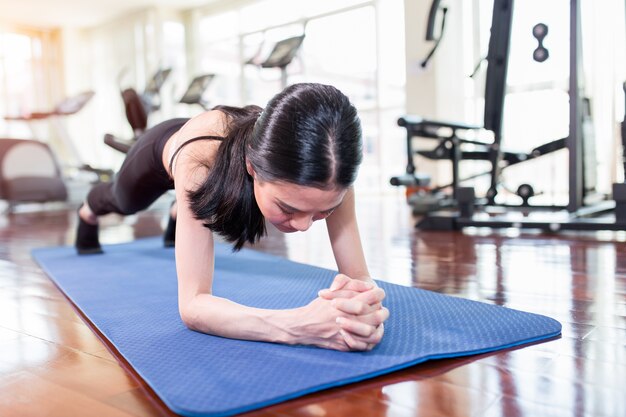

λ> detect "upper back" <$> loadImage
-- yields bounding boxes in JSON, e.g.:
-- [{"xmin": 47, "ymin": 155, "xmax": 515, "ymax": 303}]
[{"xmin": 165, "ymin": 110, "xmax": 229, "ymax": 182}]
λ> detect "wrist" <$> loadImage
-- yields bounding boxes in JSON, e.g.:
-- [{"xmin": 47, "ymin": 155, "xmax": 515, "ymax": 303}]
[
  {"xmin": 356, "ymin": 276, "xmax": 377, "ymax": 286},
  {"xmin": 260, "ymin": 306, "xmax": 305, "ymax": 345}
]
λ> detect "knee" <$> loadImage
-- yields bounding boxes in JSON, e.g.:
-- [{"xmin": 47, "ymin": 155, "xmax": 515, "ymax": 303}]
[
  {"xmin": 112, "ymin": 187, "xmax": 144, "ymax": 215},
  {"xmin": 116, "ymin": 201, "xmax": 140, "ymax": 216}
]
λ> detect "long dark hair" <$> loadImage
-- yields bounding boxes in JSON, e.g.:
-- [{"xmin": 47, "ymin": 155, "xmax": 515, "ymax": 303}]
[{"xmin": 188, "ymin": 83, "xmax": 363, "ymax": 250}]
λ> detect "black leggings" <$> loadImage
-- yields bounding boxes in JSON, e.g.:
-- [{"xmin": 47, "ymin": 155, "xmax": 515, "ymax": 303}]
[{"xmin": 87, "ymin": 118, "xmax": 189, "ymax": 216}]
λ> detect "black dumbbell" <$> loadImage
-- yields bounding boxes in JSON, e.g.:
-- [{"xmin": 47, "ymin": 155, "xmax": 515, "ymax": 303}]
[{"xmin": 532, "ymin": 23, "xmax": 549, "ymax": 63}]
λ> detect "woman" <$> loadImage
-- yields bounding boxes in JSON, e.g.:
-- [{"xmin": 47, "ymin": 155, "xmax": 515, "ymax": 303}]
[{"xmin": 76, "ymin": 83, "xmax": 389, "ymax": 351}]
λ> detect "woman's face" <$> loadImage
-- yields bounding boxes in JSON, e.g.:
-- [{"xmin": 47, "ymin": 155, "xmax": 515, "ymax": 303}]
[{"xmin": 252, "ymin": 177, "xmax": 347, "ymax": 233}]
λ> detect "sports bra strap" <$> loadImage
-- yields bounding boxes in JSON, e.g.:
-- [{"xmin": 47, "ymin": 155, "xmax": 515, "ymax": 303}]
[{"xmin": 168, "ymin": 135, "xmax": 224, "ymax": 174}]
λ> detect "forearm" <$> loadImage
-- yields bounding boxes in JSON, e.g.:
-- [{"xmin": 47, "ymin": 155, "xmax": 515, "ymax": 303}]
[
  {"xmin": 180, "ymin": 293, "xmax": 303, "ymax": 344},
  {"xmin": 326, "ymin": 188, "xmax": 371, "ymax": 280},
  {"xmin": 356, "ymin": 276, "xmax": 377, "ymax": 286}
]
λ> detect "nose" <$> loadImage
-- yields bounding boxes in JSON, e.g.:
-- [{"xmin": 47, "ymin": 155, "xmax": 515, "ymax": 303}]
[{"xmin": 290, "ymin": 214, "xmax": 313, "ymax": 232}]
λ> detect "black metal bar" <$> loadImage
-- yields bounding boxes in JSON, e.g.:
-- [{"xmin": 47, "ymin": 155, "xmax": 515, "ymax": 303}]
[
  {"xmin": 456, "ymin": 218, "xmax": 626, "ymax": 231},
  {"xmin": 568, "ymin": 0, "xmax": 584, "ymax": 211},
  {"xmin": 451, "ymin": 137, "xmax": 460, "ymax": 199},
  {"xmin": 484, "ymin": 0, "xmax": 514, "ymax": 203},
  {"xmin": 457, "ymin": 187, "xmax": 475, "ymax": 218},
  {"xmin": 405, "ymin": 129, "xmax": 415, "ymax": 174},
  {"xmin": 614, "ymin": 183, "xmax": 626, "ymax": 223},
  {"xmin": 622, "ymin": 82, "xmax": 626, "ymax": 177}
]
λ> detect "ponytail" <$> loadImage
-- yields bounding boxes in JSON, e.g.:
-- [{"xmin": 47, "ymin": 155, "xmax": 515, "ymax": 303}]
[{"xmin": 187, "ymin": 105, "xmax": 265, "ymax": 251}]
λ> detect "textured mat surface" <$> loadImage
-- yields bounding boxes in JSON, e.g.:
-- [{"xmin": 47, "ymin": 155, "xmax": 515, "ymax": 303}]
[{"xmin": 32, "ymin": 238, "xmax": 561, "ymax": 417}]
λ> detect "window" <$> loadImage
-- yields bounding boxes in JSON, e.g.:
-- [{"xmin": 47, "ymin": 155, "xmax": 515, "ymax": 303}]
[
  {"xmin": 193, "ymin": 0, "xmax": 407, "ymax": 191},
  {"xmin": 0, "ymin": 30, "xmax": 55, "ymax": 138}
]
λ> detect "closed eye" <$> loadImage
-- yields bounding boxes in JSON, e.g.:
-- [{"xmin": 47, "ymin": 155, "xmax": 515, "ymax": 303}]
[{"xmin": 278, "ymin": 203, "xmax": 335, "ymax": 218}]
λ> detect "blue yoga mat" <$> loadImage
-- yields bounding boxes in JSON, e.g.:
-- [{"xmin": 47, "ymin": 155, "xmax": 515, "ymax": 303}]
[{"xmin": 33, "ymin": 237, "xmax": 561, "ymax": 417}]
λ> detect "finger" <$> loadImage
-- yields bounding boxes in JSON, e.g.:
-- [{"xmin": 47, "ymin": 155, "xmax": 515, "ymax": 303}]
[
  {"xmin": 337, "ymin": 317, "xmax": 376, "ymax": 338},
  {"xmin": 325, "ymin": 338, "xmax": 350, "ymax": 352},
  {"xmin": 339, "ymin": 326, "xmax": 384, "ymax": 351},
  {"xmin": 318, "ymin": 289, "xmax": 361, "ymax": 300},
  {"xmin": 353, "ymin": 287, "xmax": 386, "ymax": 305},
  {"xmin": 339, "ymin": 279, "xmax": 375, "ymax": 293},
  {"xmin": 345, "ymin": 323, "xmax": 385, "ymax": 346},
  {"xmin": 319, "ymin": 280, "xmax": 378, "ymax": 299},
  {"xmin": 339, "ymin": 329, "xmax": 369, "ymax": 351},
  {"xmin": 329, "ymin": 274, "xmax": 351, "ymax": 291},
  {"xmin": 353, "ymin": 307, "xmax": 390, "ymax": 327},
  {"xmin": 332, "ymin": 298, "xmax": 378, "ymax": 315},
  {"xmin": 331, "ymin": 296, "xmax": 382, "ymax": 316},
  {"xmin": 369, "ymin": 324, "xmax": 385, "ymax": 345}
]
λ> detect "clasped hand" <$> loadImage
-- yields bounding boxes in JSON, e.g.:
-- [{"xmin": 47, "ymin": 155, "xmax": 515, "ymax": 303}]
[{"xmin": 308, "ymin": 274, "xmax": 389, "ymax": 352}]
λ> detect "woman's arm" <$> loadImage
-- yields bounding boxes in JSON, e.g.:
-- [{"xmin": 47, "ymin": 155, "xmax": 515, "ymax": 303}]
[
  {"xmin": 325, "ymin": 187, "xmax": 372, "ymax": 283},
  {"xmin": 172, "ymin": 133, "xmax": 385, "ymax": 350},
  {"xmin": 172, "ymin": 139, "xmax": 296, "ymax": 342},
  {"xmin": 324, "ymin": 187, "xmax": 390, "ymax": 350}
]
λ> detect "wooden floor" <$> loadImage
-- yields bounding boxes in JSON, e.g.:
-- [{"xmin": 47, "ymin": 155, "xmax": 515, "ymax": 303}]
[{"xmin": 0, "ymin": 193, "xmax": 624, "ymax": 417}]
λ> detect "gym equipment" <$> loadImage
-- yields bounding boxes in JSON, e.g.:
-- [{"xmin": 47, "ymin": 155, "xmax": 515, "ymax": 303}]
[
  {"xmin": 33, "ymin": 236, "xmax": 560, "ymax": 417},
  {"xmin": 0, "ymin": 138, "xmax": 67, "ymax": 208},
  {"xmin": 246, "ymin": 35, "xmax": 305, "ymax": 89},
  {"xmin": 105, "ymin": 73, "xmax": 214, "ymax": 154},
  {"xmin": 4, "ymin": 91, "xmax": 113, "ymax": 182},
  {"xmin": 621, "ymin": 82, "xmax": 626, "ymax": 182},
  {"xmin": 394, "ymin": 0, "xmax": 626, "ymax": 232},
  {"xmin": 117, "ymin": 67, "xmax": 172, "ymax": 137},
  {"xmin": 421, "ymin": 0, "xmax": 449, "ymax": 68},
  {"xmin": 532, "ymin": 23, "xmax": 550, "ymax": 63},
  {"xmin": 179, "ymin": 74, "xmax": 215, "ymax": 110}
]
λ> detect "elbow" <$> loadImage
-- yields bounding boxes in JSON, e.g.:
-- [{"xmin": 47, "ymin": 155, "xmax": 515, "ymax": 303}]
[
  {"xmin": 179, "ymin": 300, "xmax": 199, "ymax": 331},
  {"xmin": 178, "ymin": 292, "xmax": 215, "ymax": 332}
]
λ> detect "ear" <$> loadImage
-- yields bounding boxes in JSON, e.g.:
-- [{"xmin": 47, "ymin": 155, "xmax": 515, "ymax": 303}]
[{"xmin": 245, "ymin": 159, "xmax": 256, "ymax": 178}]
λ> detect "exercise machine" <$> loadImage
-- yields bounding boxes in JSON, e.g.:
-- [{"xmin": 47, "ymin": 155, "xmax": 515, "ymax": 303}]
[
  {"xmin": 116, "ymin": 67, "xmax": 172, "ymax": 137},
  {"xmin": 420, "ymin": 0, "xmax": 449, "ymax": 69},
  {"xmin": 104, "ymin": 73, "xmax": 215, "ymax": 154},
  {"xmin": 0, "ymin": 138, "xmax": 67, "ymax": 210},
  {"xmin": 392, "ymin": 0, "xmax": 565, "ymax": 212},
  {"xmin": 179, "ymin": 74, "xmax": 215, "ymax": 110},
  {"xmin": 245, "ymin": 35, "xmax": 305, "ymax": 89},
  {"xmin": 393, "ymin": 0, "xmax": 626, "ymax": 232},
  {"xmin": 4, "ymin": 91, "xmax": 113, "ymax": 182},
  {"xmin": 622, "ymin": 82, "xmax": 626, "ymax": 183}
]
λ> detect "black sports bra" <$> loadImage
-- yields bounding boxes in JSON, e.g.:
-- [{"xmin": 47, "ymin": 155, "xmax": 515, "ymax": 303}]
[{"xmin": 168, "ymin": 135, "xmax": 224, "ymax": 174}]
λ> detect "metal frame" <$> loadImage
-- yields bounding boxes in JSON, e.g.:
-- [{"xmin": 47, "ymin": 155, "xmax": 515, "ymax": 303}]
[{"xmin": 409, "ymin": 0, "xmax": 626, "ymax": 232}]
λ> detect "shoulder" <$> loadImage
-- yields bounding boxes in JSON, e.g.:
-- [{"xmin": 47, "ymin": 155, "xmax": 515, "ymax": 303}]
[
  {"xmin": 178, "ymin": 110, "xmax": 229, "ymax": 138},
  {"xmin": 169, "ymin": 110, "xmax": 229, "ymax": 183}
]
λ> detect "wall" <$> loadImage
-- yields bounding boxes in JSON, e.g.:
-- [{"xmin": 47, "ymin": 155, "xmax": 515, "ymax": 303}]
[{"xmin": 403, "ymin": 0, "xmax": 470, "ymax": 185}]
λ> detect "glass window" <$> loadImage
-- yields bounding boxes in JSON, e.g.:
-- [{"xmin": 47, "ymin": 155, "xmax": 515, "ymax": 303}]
[
  {"xmin": 162, "ymin": 21, "xmax": 188, "ymax": 116},
  {"xmin": 192, "ymin": 0, "xmax": 406, "ymax": 191},
  {"xmin": 304, "ymin": 6, "xmax": 377, "ymax": 108},
  {"xmin": 198, "ymin": 11, "xmax": 239, "ymax": 42},
  {"xmin": 239, "ymin": 0, "xmax": 371, "ymax": 33},
  {"xmin": 196, "ymin": 11, "xmax": 243, "ymax": 106},
  {"xmin": 0, "ymin": 30, "xmax": 54, "ymax": 138},
  {"xmin": 242, "ymin": 23, "xmax": 305, "ymax": 105}
]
